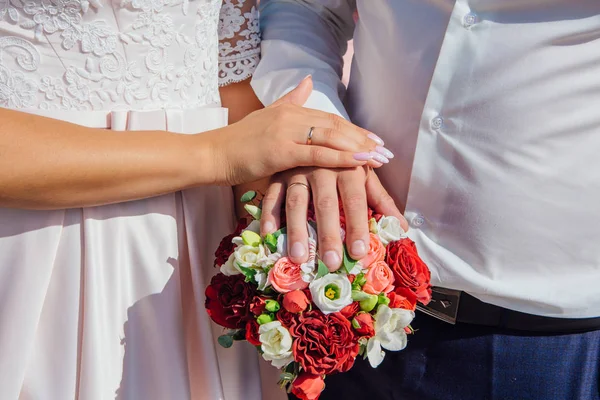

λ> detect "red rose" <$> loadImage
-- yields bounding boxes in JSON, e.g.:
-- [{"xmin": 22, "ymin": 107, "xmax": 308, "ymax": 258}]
[
  {"xmin": 352, "ymin": 313, "xmax": 375, "ymax": 338},
  {"xmin": 245, "ymin": 319, "xmax": 261, "ymax": 346},
  {"xmin": 250, "ymin": 296, "xmax": 267, "ymax": 316},
  {"xmin": 205, "ymin": 274, "xmax": 256, "ymax": 329},
  {"xmin": 388, "ymin": 288, "xmax": 418, "ymax": 311},
  {"xmin": 291, "ymin": 373, "xmax": 325, "ymax": 400},
  {"xmin": 290, "ymin": 310, "xmax": 359, "ymax": 375},
  {"xmin": 213, "ymin": 220, "xmax": 247, "ymax": 267},
  {"xmin": 340, "ymin": 302, "xmax": 360, "ymax": 319},
  {"xmin": 386, "ymin": 238, "xmax": 432, "ymax": 304}
]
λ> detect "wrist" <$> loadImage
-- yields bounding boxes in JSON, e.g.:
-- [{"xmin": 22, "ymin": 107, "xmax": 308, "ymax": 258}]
[{"xmin": 184, "ymin": 128, "xmax": 227, "ymax": 186}]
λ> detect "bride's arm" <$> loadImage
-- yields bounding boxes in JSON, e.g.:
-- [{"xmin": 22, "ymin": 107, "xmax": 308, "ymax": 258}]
[
  {"xmin": 0, "ymin": 79, "xmax": 381, "ymax": 210},
  {"xmin": 0, "ymin": 107, "xmax": 213, "ymax": 209}
]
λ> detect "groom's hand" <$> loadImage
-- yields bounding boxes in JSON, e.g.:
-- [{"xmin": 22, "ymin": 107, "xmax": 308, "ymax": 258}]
[{"xmin": 260, "ymin": 167, "xmax": 408, "ymax": 271}]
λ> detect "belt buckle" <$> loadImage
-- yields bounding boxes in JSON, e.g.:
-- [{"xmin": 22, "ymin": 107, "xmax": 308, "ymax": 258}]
[{"xmin": 416, "ymin": 287, "xmax": 462, "ymax": 325}]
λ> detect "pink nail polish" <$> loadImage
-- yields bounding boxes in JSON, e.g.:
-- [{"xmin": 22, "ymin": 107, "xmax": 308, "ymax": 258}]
[
  {"xmin": 290, "ymin": 242, "xmax": 306, "ymax": 259},
  {"xmin": 323, "ymin": 251, "xmax": 342, "ymax": 269},
  {"xmin": 302, "ymin": 74, "xmax": 312, "ymax": 81},
  {"xmin": 354, "ymin": 152, "xmax": 374, "ymax": 161},
  {"xmin": 370, "ymin": 152, "xmax": 389, "ymax": 164},
  {"xmin": 367, "ymin": 133, "xmax": 385, "ymax": 146},
  {"xmin": 376, "ymin": 146, "xmax": 394, "ymax": 159}
]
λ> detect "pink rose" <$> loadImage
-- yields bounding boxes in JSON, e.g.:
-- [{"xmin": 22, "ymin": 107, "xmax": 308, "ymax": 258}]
[
  {"xmin": 283, "ymin": 290, "xmax": 310, "ymax": 313},
  {"xmin": 362, "ymin": 261, "xmax": 395, "ymax": 295},
  {"xmin": 359, "ymin": 233, "xmax": 386, "ymax": 269},
  {"xmin": 268, "ymin": 257, "xmax": 309, "ymax": 293}
]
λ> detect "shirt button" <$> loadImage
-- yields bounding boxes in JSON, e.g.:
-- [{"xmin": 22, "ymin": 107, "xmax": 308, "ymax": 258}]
[
  {"xmin": 463, "ymin": 12, "xmax": 479, "ymax": 28},
  {"xmin": 431, "ymin": 116, "xmax": 443, "ymax": 130},
  {"xmin": 412, "ymin": 214, "xmax": 425, "ymax": 227}
]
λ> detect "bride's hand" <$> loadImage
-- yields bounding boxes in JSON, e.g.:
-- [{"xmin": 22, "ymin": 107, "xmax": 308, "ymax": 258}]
[{"xmin": 202, "ymin": 76, "xmax": 393, "ymax": 186}]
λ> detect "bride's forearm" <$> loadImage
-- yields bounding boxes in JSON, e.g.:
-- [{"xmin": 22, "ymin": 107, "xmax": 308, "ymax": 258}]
[{"xmin": 0, "ymin": 108, "xmax": 216, "ymax": 210}]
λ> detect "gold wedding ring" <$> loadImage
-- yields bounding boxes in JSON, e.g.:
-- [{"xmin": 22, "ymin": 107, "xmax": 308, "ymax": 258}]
[
  {"xmin": 287, "ymin": 182, "xmax": 310, "ymax": 191},
  {"xmin": 306, "ymin": 127, "xmax": 315, "ymax": 145}
]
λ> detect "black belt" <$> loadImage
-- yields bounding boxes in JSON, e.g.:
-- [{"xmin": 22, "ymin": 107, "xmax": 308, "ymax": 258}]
[{"xmin": 417, "ymin": 287, "xmax": 600, "ymax": 334}]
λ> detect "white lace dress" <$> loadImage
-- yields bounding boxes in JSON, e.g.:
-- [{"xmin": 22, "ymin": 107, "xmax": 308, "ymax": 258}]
[{"xmin": 0, "ymin": 1, "xmax": 277, "ymax": 399}]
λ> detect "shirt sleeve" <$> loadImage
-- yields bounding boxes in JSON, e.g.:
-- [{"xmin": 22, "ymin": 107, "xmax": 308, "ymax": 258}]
[
  {"xmin": 251, "ymin": 0, "xmax": 356, "ymax": 118},
  {"xmin": 218, "ymin": 0, "xmax": 261, "ymax": 86}
]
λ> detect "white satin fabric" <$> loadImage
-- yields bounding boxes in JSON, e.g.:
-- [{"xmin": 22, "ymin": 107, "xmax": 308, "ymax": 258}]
[{"xmin": 0, "ymin": 107, "xmax": 266, "ymax": 400}]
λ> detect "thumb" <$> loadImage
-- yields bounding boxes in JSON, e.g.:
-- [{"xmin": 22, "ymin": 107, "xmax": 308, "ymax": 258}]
[{"xmin": 271, "ymin": 75, "xmax": 313, "ymax": 107}]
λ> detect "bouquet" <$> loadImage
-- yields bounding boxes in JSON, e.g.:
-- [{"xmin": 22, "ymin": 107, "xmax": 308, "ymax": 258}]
[{"xmin": 205, "ymin": 191, "xmax": 432, "ymax": 400}]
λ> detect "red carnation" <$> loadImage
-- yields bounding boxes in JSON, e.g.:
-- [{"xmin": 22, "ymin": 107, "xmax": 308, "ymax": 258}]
[
  {"xmin": 386, "ymin": 239, "xmax": 432, "ymax": 305},
  {"xmin": 277, "ymin": 308, "xmax": 301, "ymax": 331},
  {"xmin": 213, "ymin": 220, "xmax": 247, "ymax": 267},
  {"xmin": 290, "ymin": 310, "xmax": 359, "ymax": 375},
  {"xmin": 205, "ymin": 274, "xmax": 256, "ymax": 329}
]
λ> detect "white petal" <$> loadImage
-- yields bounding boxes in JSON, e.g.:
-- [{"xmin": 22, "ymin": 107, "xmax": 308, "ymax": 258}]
[
  {"xmin": 366, "ymin": 338, "xmax": 385, "ymax": 368},
  {"xmin": 393, "ymin": 308, "xmax": 415, "ymax": 328},
  {"xmin": 379, "ymin": 331, "xmax": 408, "ymax": 352},
  {"xmin": 276, "ymin": 234, "xmax": 288, "ymax": 256},
  {"xmin": 246, "ymin": 220, "xmax": 261, "ymax": 233},
  {"xmin": 374, "ymin": 305, "xmax": 393, "ymax": 331}
]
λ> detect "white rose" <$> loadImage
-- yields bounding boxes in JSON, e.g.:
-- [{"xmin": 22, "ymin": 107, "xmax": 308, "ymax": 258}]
[
  {"xmin": 234, "ymin": 244, "xmax": 267, "ymax": 269},
  {"xmin": 377, "ymin": 216, "xmax": 407, "ymax": 246},
  {"xmin": 259, "ymin": 321, "xmax": 294, "ymax": 368},
  {"xmin": 309, "ymin": 273, "xmax": 353, "ymax": 314},
  {"xmin": 219, "ymin": 253, "xmax": 241, "ymax": 276},
  {"xmin": 366, "ymin": 305, "xmax": 414, "ymax": 368}
]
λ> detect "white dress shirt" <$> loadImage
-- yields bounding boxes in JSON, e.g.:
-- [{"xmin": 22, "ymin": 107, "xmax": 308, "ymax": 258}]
[{"xmin": 252, "ymin": 0, "xmax": 600, "ymax": 318}]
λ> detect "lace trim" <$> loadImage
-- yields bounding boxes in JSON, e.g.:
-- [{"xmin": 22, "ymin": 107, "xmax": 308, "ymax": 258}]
[{"xmin": 218, "ymin": 0, "xmax": 260, "ymax": 87}]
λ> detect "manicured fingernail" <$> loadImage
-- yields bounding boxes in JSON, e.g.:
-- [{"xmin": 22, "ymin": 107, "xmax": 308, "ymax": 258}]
[
  {"xmin": 376, "ymin": 146, "xmax": 394, "ymax": 159},
  {"xmin": 263, "ymin": 221, "xmax": 275, "ymax": 234},
  {"xmin": 370, "ymin": 152, "xmax": 389, "ymax": 164},
  {"xmin": 354, "ymin": 152, "xmax": 374, "ymax": 161},
  {"xmin": 323, "ymin": 251, "xmax": 341, "ymax": 268},
  {"xmin": 367, "ymin": 133, "xmax": 384, "ymax": 146},
  {"xmin": 302, "ymin": 74, "xmax": 312, "ymax": 81},
  {"xmin": 371, "ymin": 160, "xmax": 383, "ymax": 168},
  {"xmin": 351, "ymin": 240, "xmax": 367, "ymax": 258},
  {"xmin": 290, "ymin": 242, "xmax": 306, "ymax": 258}
]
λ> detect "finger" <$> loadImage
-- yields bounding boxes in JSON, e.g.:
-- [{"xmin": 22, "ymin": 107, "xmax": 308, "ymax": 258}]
[
  {"xmin": 260, "ymin": 176, "xmax": 285, "ymax": 236},
  {"xmin": 338, "ymin": 168, "xmax": 370, "ymax": 260},
  {"xmin": 302, "ymin": 109, "xmax": 390, "ymax": 153},
  {"xmin": 285, "ymin": 173, "xmax": 311, "ymax": 264},
  {"xmin": 309, "ymin": 169, "xmax": 344, "ymax": 271},
  {"xmin": 366, "ymin": 171, "xmax": 409, "ymax": 231},
  {"xmin": 291, "ymin": 145, "xmax": 371, "ymax": 169},
  {"xmin": 271, "ymin": 75, "xmax": 313, "ymax": 107},
  {"xmin": 292, "ymin": 113, "xmax": 392, "ymax": 158}
]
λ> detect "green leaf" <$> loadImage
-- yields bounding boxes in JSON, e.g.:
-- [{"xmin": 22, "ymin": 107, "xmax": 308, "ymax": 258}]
[
  {"xmin": 343, "ymin": 246, "xmax": 358, "ymax": 274},
  {"xmin": 264, "ymin": 233, "xmax": 278, "ymax": 253},
  {"xmin": 232, "ymin": 330, "xmax": 246, "ymax": 341},
  {"xmin": 273, "ymin": 227, "xmax": 286, "ymax": 239},
  {"xmin": 316, "ymin": 259, "xmax": 329, "ymax": 279},
  {"xmin": 279, "ymin": 372, "xmax": 295, "ymax": 382},
  {"xmin": 218, "ymin": 335, "xmax": 234, "ymax": 348},
  {"xmin": 240, "ymin": 190, "xmax": 257, "ymax": 203},
  {"xmin": 238, "ymin": 265, "xmax": 257, "ymax": 284}
]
